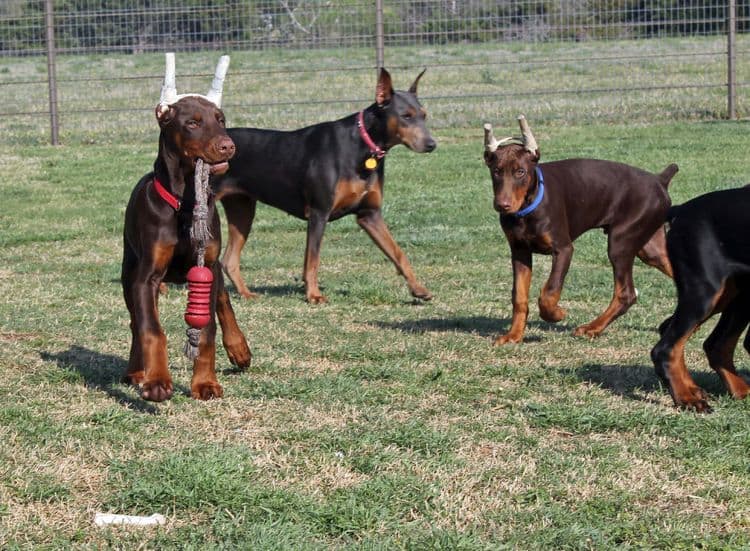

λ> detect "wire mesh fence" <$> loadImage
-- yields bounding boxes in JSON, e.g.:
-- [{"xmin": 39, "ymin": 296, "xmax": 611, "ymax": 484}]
[{"xmin": 0, "ymin": 1, "xmax": 747, "ymax": 145}]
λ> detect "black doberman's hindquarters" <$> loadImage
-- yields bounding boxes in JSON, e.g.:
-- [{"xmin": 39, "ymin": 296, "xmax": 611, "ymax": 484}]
[
  {"xmin": 651, "ymin": 187, "xmax": 750, "ymax": 412},
  {"xmin": 216, "ymin": 67, "xmax": 436, "ymax": 304}
]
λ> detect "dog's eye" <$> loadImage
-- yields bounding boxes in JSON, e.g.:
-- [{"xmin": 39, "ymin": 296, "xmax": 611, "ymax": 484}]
[
  {"xmin": 515, "ymin": 168, "xmax": 527, "ymax": 178},
  {"xmin": 402, "ymin": 112, "xmax": 413, "ymax": 120},
  {"xmin": 187, "ymin": 119, "xmax": 200, "ymax": 129}
]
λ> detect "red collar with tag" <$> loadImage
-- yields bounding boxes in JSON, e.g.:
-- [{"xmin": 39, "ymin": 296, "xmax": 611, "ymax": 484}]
[
  {"xmin": 153, "ymin": 176, "xmax": 180, "ymax": 210},
  {"xmin": 357, "ymin": 111, "xmax": 386, "ymax": 160}
]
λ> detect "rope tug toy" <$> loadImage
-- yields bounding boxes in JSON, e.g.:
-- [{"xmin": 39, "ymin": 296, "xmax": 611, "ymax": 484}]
[{"xmin": 183, "ymin": 159, "xmax": 213, "ymax": 360}]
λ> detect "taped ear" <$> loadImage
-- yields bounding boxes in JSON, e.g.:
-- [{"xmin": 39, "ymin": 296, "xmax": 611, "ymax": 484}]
[
  {"xmin": 376, "ymin": 67, "xmax": 394, "ymax": 106},
  {"xmin": 155, "ymin": 104, "xmax": 176, "ymax": 128}
]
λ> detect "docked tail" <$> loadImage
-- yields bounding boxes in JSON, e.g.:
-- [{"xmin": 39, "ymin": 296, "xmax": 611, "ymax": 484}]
[{"xmin": 659, "ymin": 163, "xmax": 679, "ymax": 188}]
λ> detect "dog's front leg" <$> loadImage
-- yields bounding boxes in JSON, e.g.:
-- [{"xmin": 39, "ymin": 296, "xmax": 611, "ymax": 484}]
[
  {"xmin": 356, "ymin": 208, "xmax": 432, "ymax": 301},
  {"xmin": 128, "ymin": 246, "xmax": 174, "ymax": 402},
  {"xmin": 303, "ymin": 209, "xmax": 328, "ymax": 304},
  {"xmin": 538, "ymin": 243, "xmax": 573, "ymax": 323},
  {"xmin": 190, "ymin": 261, "xmax": 225, "ymax": 400},
  {"xmin": 495, "ymin": 246, "xmax": 532, "ymax": 345},
  {"xmin": 215, "ymin": 269, "xmax": 252, "ymax": 370}
]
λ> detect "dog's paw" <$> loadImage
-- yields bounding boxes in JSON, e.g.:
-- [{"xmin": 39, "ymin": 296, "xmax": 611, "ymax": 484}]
[
  {"xmin": 674, "ymin": 386, "xmax": 712, "ymax": 413},
  {"xmin": 410, "ymin": 284, "xmax": 433, "ymax": 301},
  {"xmin": 141, "ymin": 380, "xmax": 173, "ymax": 402},
  {"xmin": 122, "ymin": 370, "xmax": 145, "ymax": 385},
  {"xmin": 493, "ymin": 333, "xmax": 522, "ymax": 345},
  {"xmin": 539, "ymin": 306, "xmax": 566, "ymax": 323},
  {"xmin": 573, "ymin": 323, "xmax": 603, "ymax": 338},
  {"xmin": 192, "ymin": 381, "xmax": 224, "ymax": 400},
  {"xmin": 238, "ymin": 287, "xmax": 259, "ymax": 299},
  {"xmin": 306, "ymin": 293, "xmax": 328, "ymax": 304},
  {"xmin": 225, "ymin": 339, "xmax": 252, "ymax": 370}
]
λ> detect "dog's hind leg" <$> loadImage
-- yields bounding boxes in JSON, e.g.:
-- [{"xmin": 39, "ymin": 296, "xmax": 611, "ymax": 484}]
[
  {"xmin": 575, "ymin": 242, "xmax": 637, "ymax": 338},
  {"xmin": 221, "ymin": 195, "xmax": 258, "ymax": 299},
  {"xmin": 637, "ymin": 227, "xmax": 673, "ymax": 278},
  {"xmin": 703, "ymin": 291, "xmax": 750, "ymax": 399},
  {"xmin": 303, "ymin": 210, "xmax": 328, "ymax": 304}
]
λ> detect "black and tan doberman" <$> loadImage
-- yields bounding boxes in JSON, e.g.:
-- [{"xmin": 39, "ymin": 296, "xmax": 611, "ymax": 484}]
[{"xmin": 214, "ymin": 68, "xmax": 436, "ymax": 303}]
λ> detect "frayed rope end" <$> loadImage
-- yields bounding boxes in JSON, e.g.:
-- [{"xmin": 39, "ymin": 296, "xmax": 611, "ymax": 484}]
[{"xmin": 184, "ymin": 327, "xmax": 202, "ymax": 360}]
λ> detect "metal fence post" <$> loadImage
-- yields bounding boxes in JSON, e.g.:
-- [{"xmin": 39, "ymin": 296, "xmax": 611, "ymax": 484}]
[
  {"xmin": 375, "ymin": 0, "xmax": 384, "ymax": 71},
  {"xmin": 728, "ymin": 0, "xmax": 737, "ymax": 120},
  {"xmin": 44, "ymin": 0, "xmax": 60, "ymax": 145}
]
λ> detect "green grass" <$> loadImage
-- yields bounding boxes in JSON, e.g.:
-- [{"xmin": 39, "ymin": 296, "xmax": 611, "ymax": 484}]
[{"xmin": 2, "ymin": 119, "xmax": 750, "ymax": 548}]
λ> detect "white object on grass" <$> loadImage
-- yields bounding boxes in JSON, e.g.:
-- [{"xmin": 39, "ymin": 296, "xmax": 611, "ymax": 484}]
[{"xmin": 94, "ymin": 513, "xmax": 166, "ymax": 527}]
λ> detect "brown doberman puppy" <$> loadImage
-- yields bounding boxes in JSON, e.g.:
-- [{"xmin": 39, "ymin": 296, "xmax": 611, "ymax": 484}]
[
  {"xmin": 651, "ymin": 187, "xmax": 750, "ymax": 412},
  {"xmin": 483, "ymin": 116, "xmax": 677, "ymax": 344},
  {"xmin": 121, "ymin": 54, "xmax": 251, "ymax": 402},
  {"xmin": 213, "ymin": 68, "xmax": 436, "ymax": 304}
]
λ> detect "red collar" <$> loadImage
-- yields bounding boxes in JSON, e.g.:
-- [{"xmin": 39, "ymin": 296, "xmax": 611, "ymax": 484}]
[
  {"xmin": 153, "ymin": 176, "xmax": 180, "ymax": 210},
  {"xmin": 357, "ymin": 111, "xmax": 386, "ymax": 159}
]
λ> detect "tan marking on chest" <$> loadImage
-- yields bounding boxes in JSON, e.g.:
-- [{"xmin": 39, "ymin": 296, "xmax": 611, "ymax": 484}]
[
  {"xmin": 152, "ymin": 242, "xmax": 176, "ymax": 271},
  {"xmin": 332, "ymin": 178, "xmax": 371, "ymax": 212}
]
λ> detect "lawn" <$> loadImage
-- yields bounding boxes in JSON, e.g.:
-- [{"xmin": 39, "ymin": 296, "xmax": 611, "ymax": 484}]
[{"xmin": 1, "ymin": 118, "xmax": 750, "ymax": 548}]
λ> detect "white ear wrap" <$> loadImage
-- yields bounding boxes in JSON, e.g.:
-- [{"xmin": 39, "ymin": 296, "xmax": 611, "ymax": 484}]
[
  {"xmin": 156, "ymin": 52, "xmax": 231, "ymax": 114},
  {"xmin": 205, "ymin": 55, "xmax": 230, "ymax": 108},
  {"xmin": 517, "ymin": 115, "xmax": 538, "ymax": 154},
  {"xmin": 483, "ymin": 123, "xmax": 501, "ymax": 153},
  {"xmin": 157, "ymin": 52, "xmax": 177, "ymax": 116},
  {"xmin": 483, "ymin": 122, "xmax": 524, "ymax": 152}
]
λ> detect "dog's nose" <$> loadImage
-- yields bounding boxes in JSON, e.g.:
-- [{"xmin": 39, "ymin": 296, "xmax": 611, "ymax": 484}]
[
  {"xmin": 217, "ymin": 137, "xmax": 236, "ymax": 158},
  {"xmin": 494, "ymin": 198, "xmax": 511, "ymax": 213},
  {"xmin": 424, "ymin": 138, "xmax": 437, "ymax": 152}
]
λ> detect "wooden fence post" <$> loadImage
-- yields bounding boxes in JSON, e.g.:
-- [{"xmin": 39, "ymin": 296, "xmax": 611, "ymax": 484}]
[
  {"xmin": 375, "ymin": 0, "xmax": 384, "ymax": 72},
  {"xmin": 44, "ymin": 0, "xmax": 59, "ymax": 145},
  {"xmin": 728, "ymin": 0, "xmax": 737, "ymax": 120}
]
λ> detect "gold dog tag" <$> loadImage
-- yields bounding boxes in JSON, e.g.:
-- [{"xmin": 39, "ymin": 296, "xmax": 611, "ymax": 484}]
[{"xmin": 365, "ymin": 157, "xmax": 378, "ymax": 170}]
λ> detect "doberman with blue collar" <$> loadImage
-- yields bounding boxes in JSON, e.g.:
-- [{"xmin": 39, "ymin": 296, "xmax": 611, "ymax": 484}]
[
  {"xmin": 214, "ymin": 68, "xmax": 437, "ymax": 304},
  {"xmin": 483, "ymin": 116, "xmax": 677, "ymax": 344},
  {"xmin": 651, "ymin": 186, "xmax": 750, "ymax": 412}
]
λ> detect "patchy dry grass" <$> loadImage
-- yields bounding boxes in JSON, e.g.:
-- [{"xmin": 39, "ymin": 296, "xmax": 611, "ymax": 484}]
[{"xmin": 2, "ymin": 120, "xmax": 750, "ymax": 548}]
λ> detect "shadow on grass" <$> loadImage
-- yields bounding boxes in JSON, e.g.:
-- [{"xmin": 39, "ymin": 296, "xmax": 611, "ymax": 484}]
[
  {"xmin": 39, "ymin": 345, "xmax": 178, "ymax": 414},
  {"xmin": 229, "ymin": 283, "xmax": 302, "ymax": 299},
  {"xmin": 575, "ymin": 362, "xmax": 731, "ymax": 403},
  {"xmin": 373, "ymin": 315, "xmax": 573, "ymax": 339}
]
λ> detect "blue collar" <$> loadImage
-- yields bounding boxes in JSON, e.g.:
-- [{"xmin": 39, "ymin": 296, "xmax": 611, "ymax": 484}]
[{"xmin": 515, "ymin": 166, "xmax": 545, "ymax": 217}]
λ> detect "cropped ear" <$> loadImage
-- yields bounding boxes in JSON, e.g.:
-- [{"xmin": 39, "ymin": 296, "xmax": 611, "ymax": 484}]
[
  {"xmin": 155, "ymin": 104, "xmax": 176, "ymax": 128},
  {"xmin": 529, "ymin": 148, "xmax": 541, "ymax": 162},
  {"xmin": 484, "ymin": 150, "xmax": 497, "ymax": 166},
  {"xmin": 375, "ymin": 67, "xmax": 394, "ymax": 106},
  {"xmin": 408, "ymin": 68, "xmax": 427, "ymax": 95}
]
